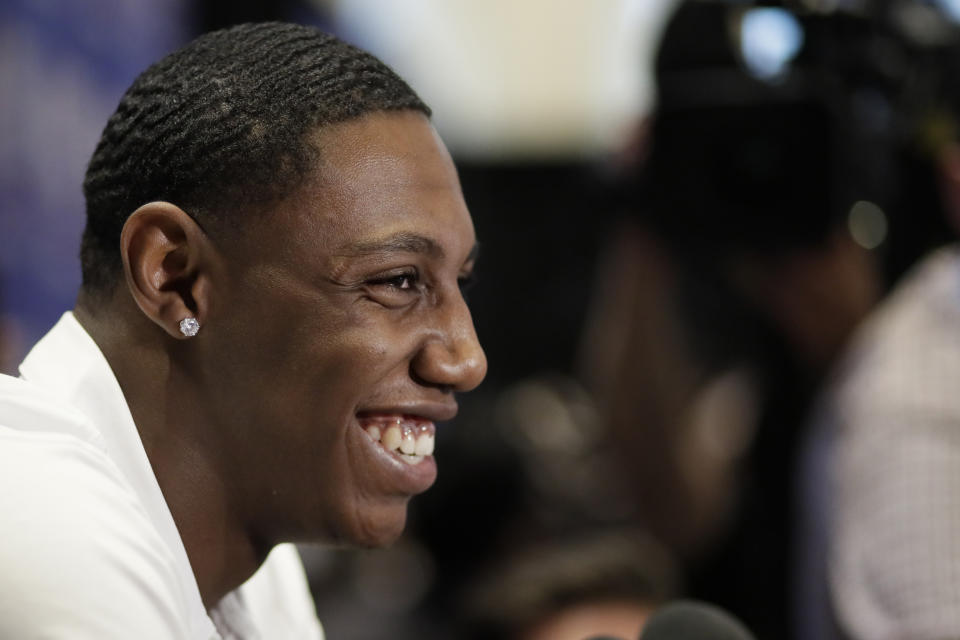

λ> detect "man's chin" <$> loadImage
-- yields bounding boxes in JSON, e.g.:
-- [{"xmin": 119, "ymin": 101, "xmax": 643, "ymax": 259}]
[
  {"xmin": 329, "ymin": 503, "xmax": 410, "ymax": 549},
  {"xmin": 361, "ymin": 513, "xmax": 408, "ymax": 549}
]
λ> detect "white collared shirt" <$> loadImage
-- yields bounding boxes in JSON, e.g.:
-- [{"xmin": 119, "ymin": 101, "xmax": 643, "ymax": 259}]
[{"xmin": 0, "ymin": 312, "xmax": 324, "ymax": 639}]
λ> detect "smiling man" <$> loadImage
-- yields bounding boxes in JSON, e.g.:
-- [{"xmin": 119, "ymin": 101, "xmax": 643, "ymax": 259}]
[{"xmin": 0, "ymin": 23, "xmax": 486, "ymax": 639}]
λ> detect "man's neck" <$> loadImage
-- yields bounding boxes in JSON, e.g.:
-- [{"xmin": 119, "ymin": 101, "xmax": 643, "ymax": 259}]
[{"xmin": 73, "ymin": 296, "xmax": 268, "ymax": 608}]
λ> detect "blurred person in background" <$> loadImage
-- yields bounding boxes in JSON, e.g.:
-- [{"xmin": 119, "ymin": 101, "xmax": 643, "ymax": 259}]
[
  {"xmin": 583, "ymin": 1, "xmax": 960, "ymax": 638},
  {"xmin": 587, "ymin": 5, "xmax": 884, "ymax": 637},
  {"xmin": 793, "ymin": 7, "xmax": 960, "ymax": 640}
]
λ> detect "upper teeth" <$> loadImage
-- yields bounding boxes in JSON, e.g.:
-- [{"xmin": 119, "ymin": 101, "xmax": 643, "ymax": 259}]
[{"xmin": 362, "ymin": 418, "xmax": 435, "ymax": 464}]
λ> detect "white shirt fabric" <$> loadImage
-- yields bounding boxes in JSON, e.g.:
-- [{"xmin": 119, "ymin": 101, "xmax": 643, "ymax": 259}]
[
  {"xmin": 799, "ymin": 246, "xmax": 960, "ymax": 640},
  {"xmin": 0, "ymin": 312, "xmax": 324, "ymax": 640}
]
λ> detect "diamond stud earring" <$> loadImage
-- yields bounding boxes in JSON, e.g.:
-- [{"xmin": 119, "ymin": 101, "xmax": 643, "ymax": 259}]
[{"xmin": 179, "ymin": 317, "xmax": 200, "ymax": 337}]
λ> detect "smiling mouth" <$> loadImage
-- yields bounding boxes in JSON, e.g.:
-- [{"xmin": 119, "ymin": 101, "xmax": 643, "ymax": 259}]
[{"xmin": 359, "ymin": 415, "xmax": 436, "ymax": 465}]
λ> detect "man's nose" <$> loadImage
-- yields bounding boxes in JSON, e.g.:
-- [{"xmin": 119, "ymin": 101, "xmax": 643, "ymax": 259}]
[{"xmin": 411, "ymin": 294, "xmax": 487, "ymax": 392}]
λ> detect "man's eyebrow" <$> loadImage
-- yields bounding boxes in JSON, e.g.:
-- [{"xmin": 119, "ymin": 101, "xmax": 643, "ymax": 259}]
[
  {"xmin": 342, "ymin": 232, "xmax": 480, "ymax": 263},
  {"xmin": 344, "ymin": 233, "xmax": 443, "ymax": 257}
]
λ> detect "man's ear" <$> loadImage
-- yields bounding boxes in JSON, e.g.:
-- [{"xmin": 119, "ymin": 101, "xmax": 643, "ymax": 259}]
[{"xmin": 120, "ymin": 201, "xmax": 215, "ymax": 339}]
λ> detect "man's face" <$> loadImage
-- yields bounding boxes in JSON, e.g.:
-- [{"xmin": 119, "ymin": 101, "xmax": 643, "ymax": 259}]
[{"xmin": 199, "ymin": 111, "xmax": 486, "ymax": 547}]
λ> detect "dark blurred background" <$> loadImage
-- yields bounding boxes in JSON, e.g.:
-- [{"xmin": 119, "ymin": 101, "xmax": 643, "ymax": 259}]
[{"xmin": 5, "ymin": 1, "xmax": 960, "ymax": 639}]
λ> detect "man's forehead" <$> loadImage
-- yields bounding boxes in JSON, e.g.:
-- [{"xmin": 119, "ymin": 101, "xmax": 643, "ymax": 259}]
[
  {"xmin": 247, "ymin": 111, "xmax": 474, "ymax": 266},
  {"xmin": 307, "ymin": 112, "xmax": 451, "ymax": 182}
]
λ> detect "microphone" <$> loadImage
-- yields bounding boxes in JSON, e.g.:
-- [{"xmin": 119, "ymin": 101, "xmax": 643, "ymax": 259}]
[{"xmin": 639, "ymin": 600, "xmax": 756, "ymax": 640}]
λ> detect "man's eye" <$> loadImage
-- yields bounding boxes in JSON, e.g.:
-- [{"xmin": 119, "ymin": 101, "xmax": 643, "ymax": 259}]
[
  {"xmin": 385, "ymin": 275, "xmax": 412, "ymax": 289},
  {"xmin": 369, "ymin": 271, "xmax": 419, "ymax": 291}
]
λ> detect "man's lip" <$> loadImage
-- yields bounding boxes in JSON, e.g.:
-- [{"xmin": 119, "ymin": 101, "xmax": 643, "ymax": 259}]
[
  {"xmin": 356, "ymin": 402, "xmax": 458, "ymax": 424},
  {"xmin": 354, "ymin": 405, "xmax": 441, "ymax": 495}
]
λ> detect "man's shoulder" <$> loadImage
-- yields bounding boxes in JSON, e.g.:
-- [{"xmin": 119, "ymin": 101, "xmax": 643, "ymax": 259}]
[
  {"xmin": 0, "ymin": 372, "xmax": 166, "ymax": 571},
  {"xmin": 0, "ymin": 375, "xmax": 194, "ymax": 638}
]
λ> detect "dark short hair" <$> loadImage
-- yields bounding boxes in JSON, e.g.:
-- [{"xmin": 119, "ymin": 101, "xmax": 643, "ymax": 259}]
[{"xmin": 80, "ymin": 21, "xmax": 430, "ymax": 295}]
